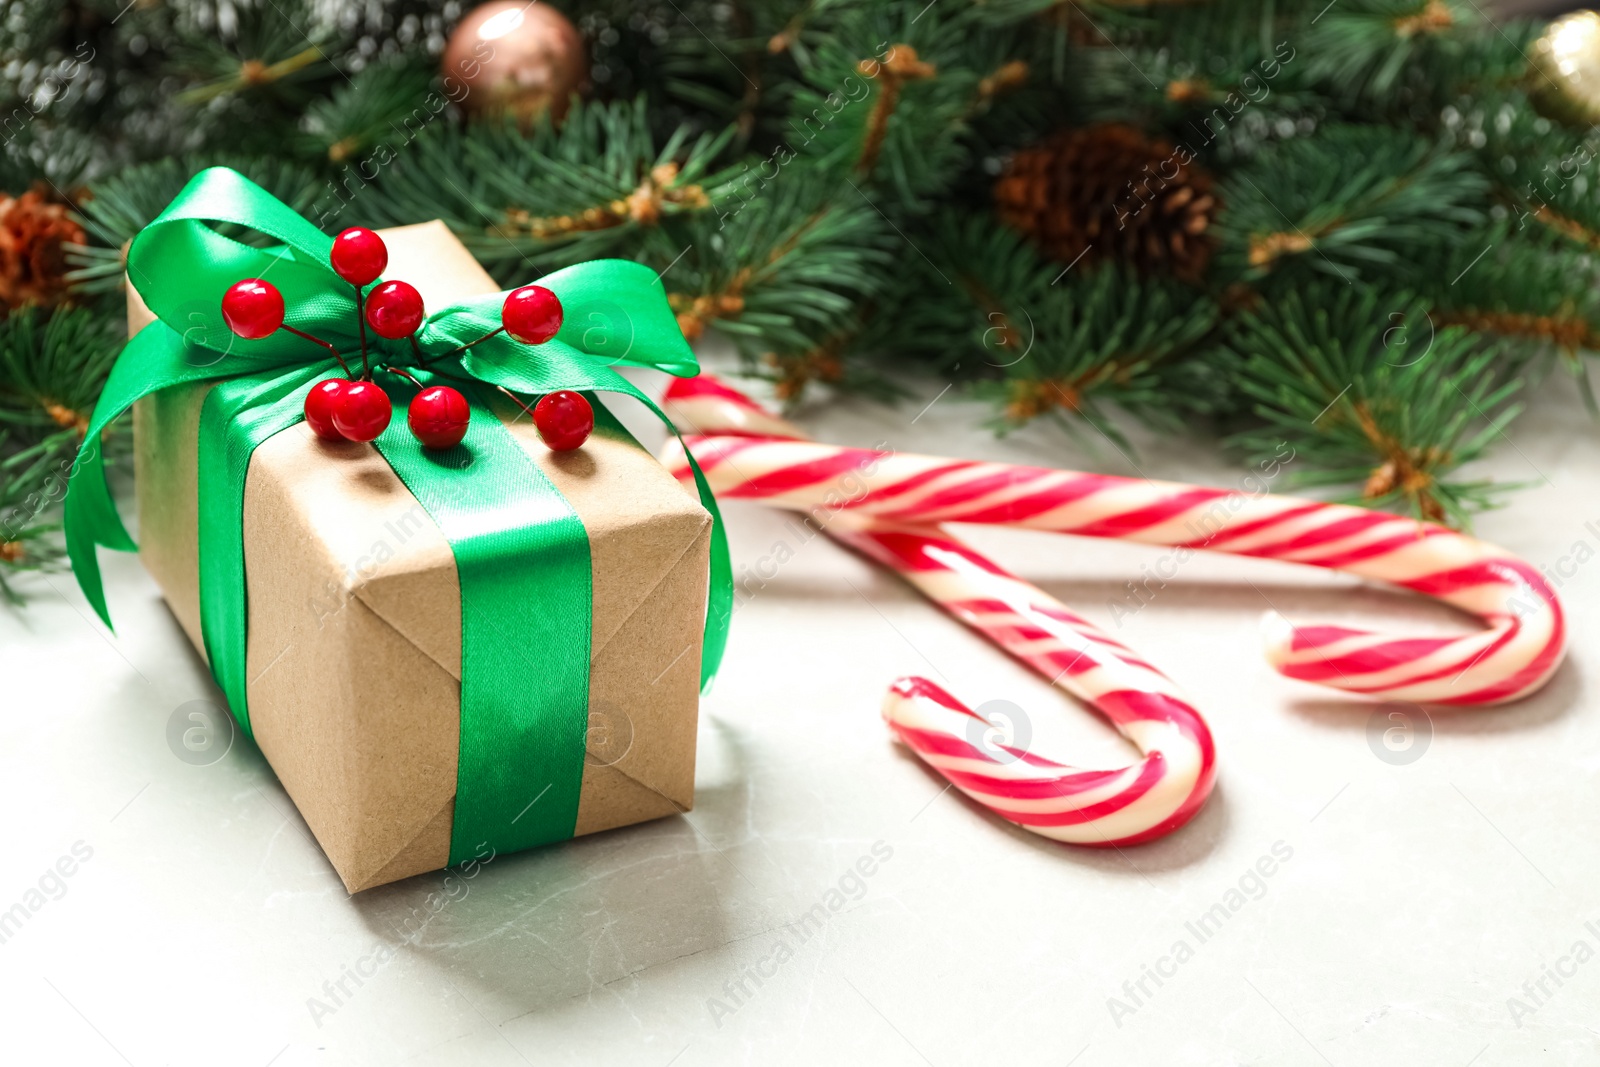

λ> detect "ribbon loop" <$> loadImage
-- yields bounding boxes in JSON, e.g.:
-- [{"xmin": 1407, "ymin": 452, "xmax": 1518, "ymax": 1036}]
[{"xmin": 129, "ymin": 167, "xmax": 356, "ymax": 365}]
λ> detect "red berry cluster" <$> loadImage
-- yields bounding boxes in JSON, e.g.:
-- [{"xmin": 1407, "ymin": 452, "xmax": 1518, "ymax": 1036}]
[{"xmin": 220, "ymin": 226, "xmax": 594, "ymax": 453}]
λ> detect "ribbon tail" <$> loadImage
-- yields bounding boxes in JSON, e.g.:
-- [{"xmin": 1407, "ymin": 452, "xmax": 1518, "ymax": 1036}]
[
  {"xmin": 604, "ymin": 387, "xmax": 732, "ymax": 690},
  {"xmin": 684, "ymin": 441, "xmax": 731, "ymax": 689},
  {"xmin": 63, "ymin": 321, "xmax": 236, "ymax": 627},
  {"xmin": 63, "ymin": 457, "xmax": 116, "ymax": 627}
]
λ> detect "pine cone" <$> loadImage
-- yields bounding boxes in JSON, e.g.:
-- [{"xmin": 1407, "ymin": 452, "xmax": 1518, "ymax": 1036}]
[
  {"xmin": 995, "ymin": 124, "xmax": 1218, "ymax": 283},
  {"xmin": 0, "ymin": 186, "xmax": 86, "ymax": 313}
]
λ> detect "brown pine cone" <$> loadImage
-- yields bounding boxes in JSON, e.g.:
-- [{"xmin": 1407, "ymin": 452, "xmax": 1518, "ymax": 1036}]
[
  {"xmin": 0, "ymin": 186, "xmax": 86, "ymax": 313},
  {"xmin": 994, "ymin": 123, "xmax": 1218, "ymax": 283}
]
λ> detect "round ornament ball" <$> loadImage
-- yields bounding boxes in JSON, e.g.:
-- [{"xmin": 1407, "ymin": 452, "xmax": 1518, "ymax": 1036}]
[
  {"xmin": 1532, "ymin": 11, "xmax": 1600, "ymax": 126},
  {"xmin": 443, "ymin": 2, "xmax": 587, "ymax": 125}
]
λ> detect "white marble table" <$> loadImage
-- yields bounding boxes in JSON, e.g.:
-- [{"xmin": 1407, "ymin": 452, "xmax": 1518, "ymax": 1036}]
[{"xmin": 1, "ymin": 361, "xmax": 1594, "ymax": 1066}]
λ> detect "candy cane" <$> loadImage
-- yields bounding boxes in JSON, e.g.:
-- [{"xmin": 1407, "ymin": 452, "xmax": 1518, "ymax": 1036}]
[
  {"xmin": 662, "ymin": 382, "xmax": 1565, "ymax": 707},
  {"xmin": 663, "ymin": 375, "xmax": 1217, "ymax": 845}
]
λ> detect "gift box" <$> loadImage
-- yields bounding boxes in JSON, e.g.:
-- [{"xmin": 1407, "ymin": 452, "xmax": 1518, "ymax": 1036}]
[{"xmin": 66, "ymin": 169, "xmax": 729, "ymax": 892}]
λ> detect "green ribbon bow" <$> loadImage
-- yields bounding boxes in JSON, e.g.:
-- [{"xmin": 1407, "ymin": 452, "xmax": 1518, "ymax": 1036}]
[{"xmin": 64, "ymin": 167, "xmax": 731, "ymax": 863}]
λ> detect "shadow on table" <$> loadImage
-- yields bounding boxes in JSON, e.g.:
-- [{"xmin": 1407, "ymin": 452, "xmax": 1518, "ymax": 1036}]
[
  {"xmin": 1286, "ymin": 649, "xmax": 1581, "ymax": 735},
  {"xmin": 347, "ymin": 815, "xmax": 744, "ymax": 1021},
  {"xmin": 885, "ymin": 736, "xmax": 1231, "ymax": 877},
  {"xmin": 342, "ymin": 714, "xmax": 768, "ymax": 1027}
]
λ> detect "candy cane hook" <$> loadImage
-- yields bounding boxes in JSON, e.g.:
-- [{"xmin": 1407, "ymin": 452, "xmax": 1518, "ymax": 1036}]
[{"xmin": 663, "ymin": 375, "xmax": 1217, "ymax": 845}]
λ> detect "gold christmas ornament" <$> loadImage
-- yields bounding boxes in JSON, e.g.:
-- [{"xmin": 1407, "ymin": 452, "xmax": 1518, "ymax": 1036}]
[
  {"xmin": 442, "ymin": 2, "xmax": 587, "ymax": 125},
  {"xmin": 1531, "ymin": 11, "xmax": 1600, "ymax": 127}
]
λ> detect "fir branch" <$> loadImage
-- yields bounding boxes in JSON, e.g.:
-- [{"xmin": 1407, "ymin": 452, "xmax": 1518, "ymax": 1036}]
[
  {"xmin": 907, "ymin": 214, "xmax": 1219, "ymax": 446},
  {"xmin": 992, "ymin": 268, "xmax": 1219, "ymax": 446},
  {"xmin": 1301, "ymin": 0, "xmax": 1470, "ymax": 102},
  {"xmin": 0, "ymin": 429, "xmax": 78, "ymax": 603},
  {"xmin": 0, "ymin": 0, "xmax": 1594, "ymax": 578},
  {"xmin": 1424, "ymin": 221, "xmax": 1600, "ymax": 409},
  {"xmin": 1425, "ymin": 221, "xmax": 1600, "ymax": 352},
  {"xmin": 170, "ymin": 0, "xmax": 344, "ymax": 107},
  {"xmin": 651, "ymin": 180, "xmax": 894, "ymax": 367},
  {"xmin": 359, "ymin": 98, "xmax": 739, "ymax": 280},
  {"xmin": 298, "ymin": 56, "xmax": 437, "ymax": 165},
  {"xmin": 0, "ymin": 304, "xmax": 121, "ymax": 433},
  {"xmin": 1470, "ymin": 88, "xmax": 1600, "ymax": 255},
  {"xmin": 1228, "ymin": 284, "xmax": 1522, "ymax": 526},
  {"xmin": 638, "ymin": 1, "xmax": 781, "ymax": 144},
  {"xmin": 1213, "ymin": 124, "xmax": 1487, "ymax": 282},
  {"xmin": 782, "ymin": 4, "xmax": 989, "ymax": 209},
  {"xmin": 0, "ymin": 304, "xmax": 126, "ymax": 600}
]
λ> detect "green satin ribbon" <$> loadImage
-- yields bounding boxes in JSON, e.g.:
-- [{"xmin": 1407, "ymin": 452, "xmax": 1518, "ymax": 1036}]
[{"xmin": 64, "ymin": 167, "xmax": 732, "ymax": 863}]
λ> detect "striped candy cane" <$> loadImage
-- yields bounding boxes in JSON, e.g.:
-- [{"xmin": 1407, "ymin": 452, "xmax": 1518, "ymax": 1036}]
[
  {"xmin": 663, "ymin": 375, "xmax": 1217, "ymax": 845},
  {"xmin": 661, "ymin": 383, "xmax": 1566, "ymax": 707}
]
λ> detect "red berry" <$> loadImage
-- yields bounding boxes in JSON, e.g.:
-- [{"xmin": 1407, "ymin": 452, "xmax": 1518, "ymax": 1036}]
[
  {"xmin": 304, "ymin": 378, "xmax": 352, "ymax": 441},
  {"xmin": 366, "ymin": 280, "xmax": 424, "ymax": 339},
  {"xmin": 533, "ymin": 390, "xmax": 593, "ymax": 452},
  {"xmin": 221, "ymin": 278, "xmax": 284, "ymax": 340},
  {"xmin": 407, "ymin": 386, "xmax": 471, "ymax": 450},
  {"xmin": 332, "ymin": 380, "xmax": 392, "ymax": 442},
  {"xmin": 330, "ymin": 227, "xmax": 388, "ymax": 287},
  {"xmin": 502, "ymin": 285, "xmax": 563, "ymax": 345}
]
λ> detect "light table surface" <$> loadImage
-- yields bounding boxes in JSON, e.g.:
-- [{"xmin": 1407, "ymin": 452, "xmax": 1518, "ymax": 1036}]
[{"xmin": 1, "ymin": 364, "xmax": 1595, "ymax": 1066}]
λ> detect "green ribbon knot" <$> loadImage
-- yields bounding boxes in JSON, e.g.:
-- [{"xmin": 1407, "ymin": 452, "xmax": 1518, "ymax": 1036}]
[{"xmin": 63, "ymin": 166, "xmax": 731, "ymax": 862}]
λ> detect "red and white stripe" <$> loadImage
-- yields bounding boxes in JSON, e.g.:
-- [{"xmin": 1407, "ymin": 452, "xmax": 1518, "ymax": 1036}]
[
  {"xmin": 833, "ymin": 517, "xmax": 1215, "ymax": 845},
  {"xmin": 662, "ymin": 379, "xmax": 1566, "ymax": 708},
  {"xmin": 663, "ymin": 375, "xmax": 1217, "ymax": 845}
]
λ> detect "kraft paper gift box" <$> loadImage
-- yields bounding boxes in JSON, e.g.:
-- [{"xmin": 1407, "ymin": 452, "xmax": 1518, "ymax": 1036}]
[{"xmin": 125, "ymin": 221, "xmax": 711, "ymax": 892}]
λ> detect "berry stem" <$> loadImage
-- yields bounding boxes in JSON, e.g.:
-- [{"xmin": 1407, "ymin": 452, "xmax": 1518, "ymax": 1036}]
[
  {"xmin": 407, "ymin": 334, "xmax": 438, "ymax": 367},
  {"xmin": 437, "ymin": 325, "xmax": 506, "ymax": 361},
  {"xmin": 283, "ymin": 325, "xmax": 352, "ymax": 378},
  {"xmin": 354, "ymin": 284, "xmax": 371, "ymax": 379},
  {"xmin": 496, "ymin": 385, "xmax": 538, "ymax": 422},
  {"xmin": 387, "ymin": 366, "xmax": 424, "ymax": 387}
]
